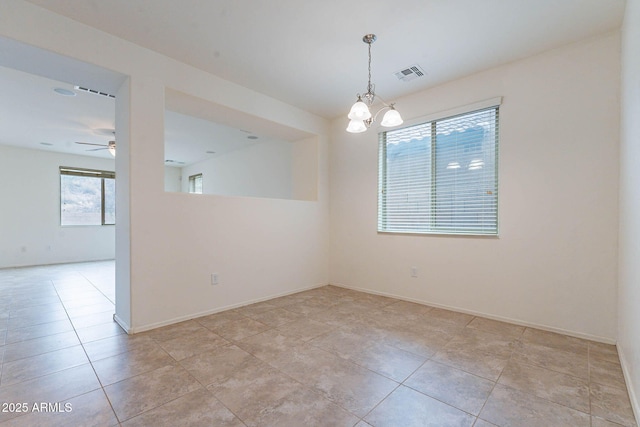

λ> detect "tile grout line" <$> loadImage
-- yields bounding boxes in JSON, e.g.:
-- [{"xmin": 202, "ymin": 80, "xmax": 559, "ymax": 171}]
[
  {"xmin": 172, "ymin": 353, "xmax": 249, "ymax": 425},
  {"xmin": 52, "ymin": 272, "xmax": 121, "ymax": 425},
  {"xmin": 105, "ymin": 327, "xmax": 235, "ymax": 424},
  {"xmin": 500, "ymin": 333, "xmax": 598, "ymax": 419},
  {"xmin": 1, "ymin": 266, "xmax": 635, "ymax": 426},
  {"xmin": 185, "ymin": 325, "xmax": 357, "ymax": 426},
  {"xmin": 358, "ymin": 382, "xmax": 403, "ymax": 424},
  {"xmin": 76, "ymin": 270, "xmax": 115, "ymax": 305},
  {"xmin": 228, "ymin": 320, "xmax": 366, "ymax": 423},
  {"xmin": 0, "ymin": 279, "xmax": 72, "ymax": 423}
]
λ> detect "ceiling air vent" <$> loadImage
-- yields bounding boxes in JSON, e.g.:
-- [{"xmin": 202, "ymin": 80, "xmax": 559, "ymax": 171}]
[
  {"xmin": 74, "ymin": 85, "xmax": 116, "ymax": 99},
  {"xmin": 394, "ymin": 64, "xmax": 425, "ymax": 82}
]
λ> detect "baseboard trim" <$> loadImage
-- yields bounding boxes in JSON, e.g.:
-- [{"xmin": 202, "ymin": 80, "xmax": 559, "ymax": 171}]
[
  {"xmin": 617, "ymin": 342, "xmax": 640, "ymax": 425},
  {"xmin": 128, "ymin": 283, "xmax": 327, "ymax": 334},
  {"xmin": 125, "ymin": 279, "xmax": 615, "ymax": 344},
  {"xmin": 329, "ymin": 282, "xmax": 616, "ymax": 344},
  {"xmin": 0, "ymin": 258, "xmax": 115, "ymax": 270},
  {"xmin": 113, "ymin": 313, "xmax": 131, "ymax": 334}
]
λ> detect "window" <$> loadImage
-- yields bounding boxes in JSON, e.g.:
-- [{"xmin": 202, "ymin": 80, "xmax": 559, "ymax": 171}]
[
  {"xmin": 378, "ymin": 104, "xmax": 499, "ymax": 235},
  {"xmin": 188, "ymin": 173, "xmax": 203, "ymax": 194},
  {"xmin": 60, "ymin": 167, "xmax": 115, "ymax": 226}
]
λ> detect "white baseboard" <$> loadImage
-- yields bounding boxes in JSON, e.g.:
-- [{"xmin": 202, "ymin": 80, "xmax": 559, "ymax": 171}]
[
  {"xmin": 124, "ymin": 279, "xmax": 616, "ymax": 344},
  {"xmin": 113, "ymin": 313, "xmax": 131, "ymax": 334},
  {"xmin": 127, "ymin": 283, "xmax": 327, "ymax": 334},
  {"xmin": 1, "ymin": 258, "xmax": 116, "ymax": 270},
  {"xmin": 329, "ymin": 282, "xmax": 616, "ymax": 344},
  {"xmin": 618, "ymin": 342, "xmax": 640, "ymax": 426}
]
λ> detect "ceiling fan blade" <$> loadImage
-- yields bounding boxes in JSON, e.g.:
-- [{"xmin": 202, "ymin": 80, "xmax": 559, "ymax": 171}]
[
  {"xmin": 75, "ymin": 141, "xmax": 107, "ymax": 147},
  {"xmin": 86, "ymin": 147, "xmax": 108, "ymax": 151}
]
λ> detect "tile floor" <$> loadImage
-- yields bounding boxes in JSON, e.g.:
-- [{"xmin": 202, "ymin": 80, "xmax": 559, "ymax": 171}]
[{"xmin": 0, "ymin": 261, "xmax": 637, "ymax": 426}]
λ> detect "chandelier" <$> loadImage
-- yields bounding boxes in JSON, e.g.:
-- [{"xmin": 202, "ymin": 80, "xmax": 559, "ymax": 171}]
[{"xmin": 346, "ymin": 34, "xmax": 403, "ymax": 133}]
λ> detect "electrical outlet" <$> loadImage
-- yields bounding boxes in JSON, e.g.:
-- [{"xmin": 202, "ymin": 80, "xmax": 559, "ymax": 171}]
[
  {"xmin": 410, "ymin": 267, "xmax": 418, "ymax": 278},
  {"xmin": 211, "ymin": 273, "xmax": 219, "ymax": 285}
]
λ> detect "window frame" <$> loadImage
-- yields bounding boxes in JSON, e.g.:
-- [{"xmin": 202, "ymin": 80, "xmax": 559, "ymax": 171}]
[
  {"xmin": 59, "ymin": 166, "xmax": 116, "ymax": 227},
  {"xmin": 377, "ymin": 98, "xmax": 501, "ymax": 236},
  {"xmin": 188, "ymin": 173, "xmax": 203, "ymax": 194}
]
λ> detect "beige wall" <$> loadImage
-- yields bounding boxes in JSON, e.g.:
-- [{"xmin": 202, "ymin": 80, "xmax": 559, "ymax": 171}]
[
  {"xmin": 0, "ymin": 0, "xmax": 330, "ymax": 331},
  {"xmin": 330, "ymin": 32, "xmax": 621, "ymax": 342},
  {"xmin": 618, "ymin": 0, "xmax": 640, "ymax": 419},
  {"xmin": 0, "ymin": 2, "xmax": 628, "ymax": 360}
]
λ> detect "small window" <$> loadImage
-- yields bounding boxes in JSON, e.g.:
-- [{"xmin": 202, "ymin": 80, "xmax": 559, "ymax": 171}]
[
  {"xmin": 188, "ymin": 173, "xmax": 203, "ymax": 194},
  {"xmin": 378, "ymin": 105, "xmax": 499, "ymax": 235},
  {"xmin": 60, "ymin": 167, "xmax": 115, "ymax": 226}
]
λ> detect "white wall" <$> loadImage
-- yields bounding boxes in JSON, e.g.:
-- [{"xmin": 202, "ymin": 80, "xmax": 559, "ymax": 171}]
[
  {"xmin": 1, "ymin": 1, "xmax": 624, "ymax": 350},
  {"xmin": 175, "ymin": 137, "xmax": 318, "ymax": 201},
  {"xmin": 618, "ymin": 0, "xmax": 640, "ymax": 418},
  {"xmin": 164, "ymin": 166, "xmax": 181, "ymax": 193},
  {"xmin": 0, "ymin": 144, "xmax": 115, "ymax": 268},
  {"xmin": 175, "ymin": 136, "xmax": 319, "ymax": 201},
  {"xmin": 330, "ymin": 33, "xmax": 620, "ymax": 342},
  {"xmin": 181, "ymin": 140, "xmax": 293, "ymax": 199},
  {"xmin": 0, "ymin": 0, "xmax": 330, "ymax": 331},
  {"xmin": 292, "ymin": 137, "xmax": 319, "ymax": 201}
]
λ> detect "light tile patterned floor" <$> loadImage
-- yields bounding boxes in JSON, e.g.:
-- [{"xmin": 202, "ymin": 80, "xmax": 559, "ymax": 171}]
[{"xmin": 0, "ymin": 261, "xmax": 636, "ymax": 426}]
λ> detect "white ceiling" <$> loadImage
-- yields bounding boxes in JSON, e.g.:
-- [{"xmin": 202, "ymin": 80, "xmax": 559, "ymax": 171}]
[
  {"xmin": 22, "ymin": 0, "xmax": 627, "ymax": 119},
  {"xmin": 0, "ymin": 64, "xmax": 286, "ymax": 165},
  {"xmin": 0, "ymin": 65, "xmax": 117, "ymax": 159},
  {"xmin": 0, "ymin": 1, "xmax": 626, "ymax": 162}
]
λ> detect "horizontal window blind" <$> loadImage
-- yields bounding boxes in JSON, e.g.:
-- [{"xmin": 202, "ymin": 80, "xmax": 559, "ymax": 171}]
[{"xmin": 378, "ymin": 106, "xmax": 499, "ymax": 235}]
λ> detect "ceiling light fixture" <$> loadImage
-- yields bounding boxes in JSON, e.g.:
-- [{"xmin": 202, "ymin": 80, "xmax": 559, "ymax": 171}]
[
  {"xmin": 75, "ymin": 132, "xmax": 116, "ymax": 157},
  {"xmin": 107, "ymin": 141, "xmax": 116, "ymax": 157},
  {"xmin": 347, "ymin": 34, "xmax": 403, "ymax": 133},
  {"xmin": 53, "ymin": 88, "xmax": 76, "ymax": 96}
]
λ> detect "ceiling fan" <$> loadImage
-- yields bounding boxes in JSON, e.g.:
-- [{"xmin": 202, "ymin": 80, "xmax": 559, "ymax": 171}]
[
  {"xmin": 75, "ymin": 129, "xmax": 116, "ymax": 156},
  {"xmin": 75, "ymin": 140, "xmax": 116, "ymax": 156}
]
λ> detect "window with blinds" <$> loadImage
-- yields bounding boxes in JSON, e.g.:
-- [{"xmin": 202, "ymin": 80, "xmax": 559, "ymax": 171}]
[
  {"xmin": 60, "ymin": 167, "xmax": 116, "ymax": 226},
  {"xmin": 378, "ymin": 105, "xmax": 499, "ymax": 235}
]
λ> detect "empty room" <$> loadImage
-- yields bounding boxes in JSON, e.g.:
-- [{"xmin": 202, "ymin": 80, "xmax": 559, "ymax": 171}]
[{"xmin": 0, "ymin": 0, "xmax": 639, "ymax": 426}]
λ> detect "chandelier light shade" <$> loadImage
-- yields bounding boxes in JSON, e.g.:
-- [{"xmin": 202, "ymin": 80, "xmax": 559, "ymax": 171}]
[
  {"xmin": 380, "ymin": 105, "xmax": 403, "ymax": 127},
  {"xmin": 346, "ymin": 119, "xmax": 367, "ymax": 133},
  {"xmin": 346, "ymin": 34, "xmax": 403, "ymax": 133},
  {"xmin": 348, "ymin": 96, "xmax": 372, "ymax": 121}
]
